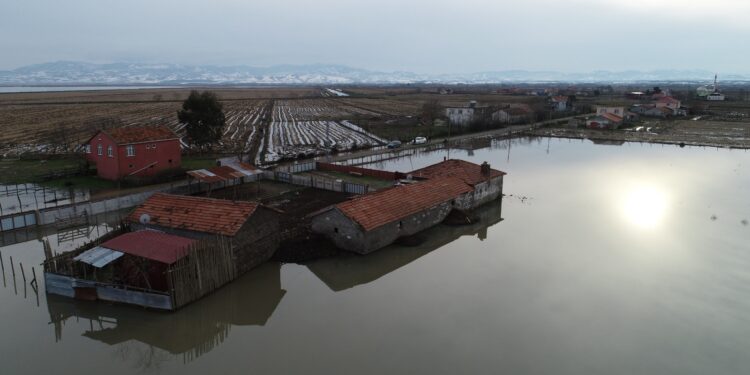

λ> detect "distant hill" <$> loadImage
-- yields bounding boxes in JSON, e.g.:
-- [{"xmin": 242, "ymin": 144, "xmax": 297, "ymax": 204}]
[{"xmin": 1, "ymin": 61, "xmax": 748, "ymax": 85}]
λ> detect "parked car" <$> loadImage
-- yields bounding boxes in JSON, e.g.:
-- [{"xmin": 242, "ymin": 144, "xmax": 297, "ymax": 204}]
[
  {"xmin": 412, "ymin": 136, "xmax": 428, "ymax": 145},
  {"xmin": 387, "ymin": 140, "xmax": 402, "ymax": 149}
]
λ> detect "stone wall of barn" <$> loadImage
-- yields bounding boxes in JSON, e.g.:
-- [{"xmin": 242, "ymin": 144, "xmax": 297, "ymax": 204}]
[
  {"xmin": 312, "ymin": 201, "xmax": 454, "ymax": 254},
  {"xmin": 231, "ymin": 207, "xmax": 280, "ymax": 274},
  {"xmin": 453, "ymin": 175, "xmax": 504, "ymax": 211},
  {"xmin": 130, "ymin": 207, "xmax": 280, "ymax": 275}
]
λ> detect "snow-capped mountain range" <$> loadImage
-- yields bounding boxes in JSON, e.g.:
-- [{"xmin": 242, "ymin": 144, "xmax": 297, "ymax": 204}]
[{"xmin": 1, "ymin": 61, "xmax": 748, "ymax": 85}]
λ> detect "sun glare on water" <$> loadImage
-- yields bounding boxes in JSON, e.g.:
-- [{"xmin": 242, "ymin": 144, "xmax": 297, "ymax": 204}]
[{"xmin": 620, "ymin": 186, "xmax": 670, "ymax": 230}]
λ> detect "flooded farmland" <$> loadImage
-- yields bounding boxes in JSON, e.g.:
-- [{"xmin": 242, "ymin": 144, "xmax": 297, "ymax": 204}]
[{"xmin": 1, "ymin": 137, "xmax": 750, "ymax": 374}]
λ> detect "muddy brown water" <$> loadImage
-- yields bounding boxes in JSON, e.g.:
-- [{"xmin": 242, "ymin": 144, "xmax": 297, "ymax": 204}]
[{"xmin": 1, "ymin": 137, "xmax": 749, "ymax": 374}]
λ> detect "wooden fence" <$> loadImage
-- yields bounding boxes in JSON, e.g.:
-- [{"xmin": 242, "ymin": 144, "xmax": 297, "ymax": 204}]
[
  {"xmin": 274, "ymin": 161, "xmax": 316, "ymax": 174},
  {"xmin": 168, "ymin": 236, "xmax": 237, "ymax": 309}
]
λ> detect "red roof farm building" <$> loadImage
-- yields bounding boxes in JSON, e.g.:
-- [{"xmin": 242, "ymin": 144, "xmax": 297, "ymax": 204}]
[
  {"xmin": 85, "ymin": 126, "xmax": 181, "ymax": 181},
  {"xmin": 44, "ymin": 193, "xmax": 281, "ymax": 310},
  {"xmin": 128, "ymin": 193, "xmax": 280, "ymax": 274},
  {"xmin": 311, "ymin": 159, "xmax": 505, "ymax": 254}
]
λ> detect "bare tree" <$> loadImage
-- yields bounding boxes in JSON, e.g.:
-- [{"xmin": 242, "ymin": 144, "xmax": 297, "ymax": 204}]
[{"xmin": 421, "ymin": 100, "xmax": 442, "ymax": 137}]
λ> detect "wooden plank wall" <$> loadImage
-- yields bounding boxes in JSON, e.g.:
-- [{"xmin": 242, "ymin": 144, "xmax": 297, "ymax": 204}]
[{"xmin": 168, "ymin": 236, "xmax": 237, "ymax": 309}]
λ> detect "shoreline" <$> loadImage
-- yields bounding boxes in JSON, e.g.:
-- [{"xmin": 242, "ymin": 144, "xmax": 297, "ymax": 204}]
[{"xmin": 526, "ymin": 127, "xmax": 750, "ymax": 150}]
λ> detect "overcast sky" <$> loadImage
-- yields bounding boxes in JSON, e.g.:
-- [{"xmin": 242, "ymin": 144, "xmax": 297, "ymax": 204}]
[{"xmin": 2, "ymin": 0, "xmax": 749, "ymax": 74}]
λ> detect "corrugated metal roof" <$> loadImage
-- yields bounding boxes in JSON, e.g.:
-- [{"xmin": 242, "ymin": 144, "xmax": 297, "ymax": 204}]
[
  {"xmin": 74, "ymin": 246, "xmax": 124, "ymax": 268},
  {"xmin": 100, "ymin": 230, "xmax": 196, "ymax": 264},
  {"xmin": 187, "ymin": 163, "xmax": 260, "ymax": 183},
  {"xmin": 128, "ymin": 193, "xmax": 258, "ymax": 236}
]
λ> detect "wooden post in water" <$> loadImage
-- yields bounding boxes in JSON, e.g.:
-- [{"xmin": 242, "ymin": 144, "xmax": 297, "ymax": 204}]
[
  {"xmin": 0, "ymin": 250, "xmax": 4, "ymax": 274},
  {"xmin": 20, "ymin": 262, "xmax": 26, "ymax": 283},
  {"xmin": 10, "ymin": 256, "xmax": 15, "ymax": 278},
  {"xmin": 31, "ymin": 266, "xmax": 38, "ymax": 291}
]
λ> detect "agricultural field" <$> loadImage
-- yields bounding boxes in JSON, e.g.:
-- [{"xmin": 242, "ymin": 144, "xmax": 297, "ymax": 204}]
[
  {"xmin": 262, "ymin": 99, "xmax": 387, "ymax": 163},
  {"xmin": 0, "ymin": 102, "xmax": 181, "ymax": 155},
  {"xmin": 0, "ymin": 86, "xmax": 552, "ymax": 164}
]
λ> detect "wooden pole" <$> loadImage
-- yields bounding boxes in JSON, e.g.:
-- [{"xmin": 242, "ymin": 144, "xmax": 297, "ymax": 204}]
[
  {"xmin": 0, "ymin": 250, "xmax": 4, "ymax": 274},
  {"xmin": 10, "ymin": 256, "xmax": 15, "ymax": 278},
  {"xmin": 31, "ymin": 266, "xmax": 37, "ymax": 289},
  {"xmin": 20, "ymin": 262, "xmax": 26, "ymax": 283}
]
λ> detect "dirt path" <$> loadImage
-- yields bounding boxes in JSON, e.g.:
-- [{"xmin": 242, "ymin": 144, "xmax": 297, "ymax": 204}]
[{"xmin": 249, "ymin": 100, "xmax": 274, "ymax": 164}]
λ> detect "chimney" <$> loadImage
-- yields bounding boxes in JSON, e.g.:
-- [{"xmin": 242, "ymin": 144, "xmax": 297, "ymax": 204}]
[{"xmin": 480, "ymin": 161, "xmax": 491, "ymax": 177}]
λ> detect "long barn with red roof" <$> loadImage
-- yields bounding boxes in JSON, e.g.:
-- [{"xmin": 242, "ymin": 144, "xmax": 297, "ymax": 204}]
[{"xmin": 311, "ymin": 159, "xmax": 505, "ymax": 254}]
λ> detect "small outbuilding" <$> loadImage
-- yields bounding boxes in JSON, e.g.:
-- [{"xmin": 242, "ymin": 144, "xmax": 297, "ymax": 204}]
[
  {"xmin": 44, "ymin": 193, "xmax": 282, "ymax": 310},
  {"xmin": 128, "ymin": 193, "xmax": 280, "ymax": 274}
]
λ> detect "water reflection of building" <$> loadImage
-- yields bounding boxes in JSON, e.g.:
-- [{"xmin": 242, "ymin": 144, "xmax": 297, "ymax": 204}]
[
  {"xmin": 46, "ymin": 262, "xmax": 286, "ymax": 363},
  {"xmin": 307, "ymin": 198, "xmax": 503, "ymax": 292}
]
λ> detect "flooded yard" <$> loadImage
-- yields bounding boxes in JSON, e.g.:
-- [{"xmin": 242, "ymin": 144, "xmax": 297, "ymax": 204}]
[{"xmin": 1, "ymin": 137, "xmax": 749, "ymax": 374}]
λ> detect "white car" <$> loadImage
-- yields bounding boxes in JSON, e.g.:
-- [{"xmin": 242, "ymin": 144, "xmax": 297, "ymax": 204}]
[{"xmin": 412, "ymin": 136, "xmax": 428, "ymax": 145}]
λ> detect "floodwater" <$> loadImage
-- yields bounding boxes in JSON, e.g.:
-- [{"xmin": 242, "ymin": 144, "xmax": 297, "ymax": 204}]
[
  {"xmin": 1, "ymin": 137, "xmax": 750, "ymax": 374},
  {"xmin": 0, "ymin": 183, "xmax": 89, "ymax": 216}
]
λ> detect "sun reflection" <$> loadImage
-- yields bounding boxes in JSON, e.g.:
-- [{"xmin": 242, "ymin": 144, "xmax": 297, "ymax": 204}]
[{"xmin": 620, "ymin": 186, "xmax": 669, "ymax": 229}]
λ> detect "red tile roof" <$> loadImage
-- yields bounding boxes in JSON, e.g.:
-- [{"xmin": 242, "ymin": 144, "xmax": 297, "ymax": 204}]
[
  {"xmin": 409, "ymin": 159, "xmax": 506, "ymax": 186},
  {"xmin": 101, "ymin": 230, "xmax": 196, "ymax": 264},
  {"xmin": 336, "ymin": 177, "xmax": 474, "ymax": 232},
  {"xmin": 601, "ymin": 113, "xmax": 624, "ymax": 123},
  {"xmin": 657, "ymin": 96, "xmax": 680, "ymax": 104},
  {"xmin": 102, "ymin": 126, "xmax": 180, "ymax": 145},
  {"xmin": 128, "ymin": 193, "xmax": 258, "ymax": 236}
]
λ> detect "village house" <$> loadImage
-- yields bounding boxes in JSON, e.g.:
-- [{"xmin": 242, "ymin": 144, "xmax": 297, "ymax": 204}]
[
  {"xmin": 631, "ymin": 104, "xmax": 674, "ymax": 118},
  {"xmin": 491, "ymin": 106, "xmax": 532, "ymax": 124},
  {"xmin": 655, "ymin": 96, "xmax": 681, "ymax": 111},
  {"xmin": 597, "ymin": 105, "xmax": 639, "ymax": 121},
  {"xmin": 311, "ymin": 160, "xmax": 505, "ymax": 254},
  {"xmin": 586, "ymin": 105, "xmax": 639, "ymax": 129},
  {"xmin": 586, "ymin": 113, "xmax": 624, "ymax": 129},
  {"xmin": 550, "ymin": 96, "xmax": 572, "ymax": 111},
  {"xmin": 445, "ymin": 101, "xmax": 494, "ymax": 127},
  {"xmin": 84, "ymin": 126, "xmax": 181, "ymax": 181}
]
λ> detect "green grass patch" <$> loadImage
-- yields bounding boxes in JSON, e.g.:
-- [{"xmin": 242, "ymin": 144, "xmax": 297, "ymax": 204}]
[
  {"xmin": 182, "ymin": 156, "xmax": 218, "ymax": 170},
  {"xmin": 0, "ymin": 158, "xmax": 84, "ymax": 184},
  {"xmin": 40, "ymin": 175, "xmax": 117, "ymax": 190}
]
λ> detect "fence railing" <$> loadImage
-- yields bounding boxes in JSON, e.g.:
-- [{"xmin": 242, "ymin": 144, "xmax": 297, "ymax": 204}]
[
  {"xmin": 262, "ymin": 169, "xmax": 371, "ymax": 195},
  {"xmin": 274, "ymin": 161, "xmax": 316, "ymax": 174}
]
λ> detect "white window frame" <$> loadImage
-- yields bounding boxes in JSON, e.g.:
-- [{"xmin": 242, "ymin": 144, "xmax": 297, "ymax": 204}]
[
  {"xmin": 107, "ymin": 145, "xmax": 113, "ymax": 158},
  {"xmin": 97, "ymin": 144, "xmax": 103, "ymax": 156},
  {"xmin": 85, "ymin": 144, "xmax": 91, "ymax": 154},
  {"xmin": 126, "ymin": 145, "xmax": 135, "ymax": 157}
]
